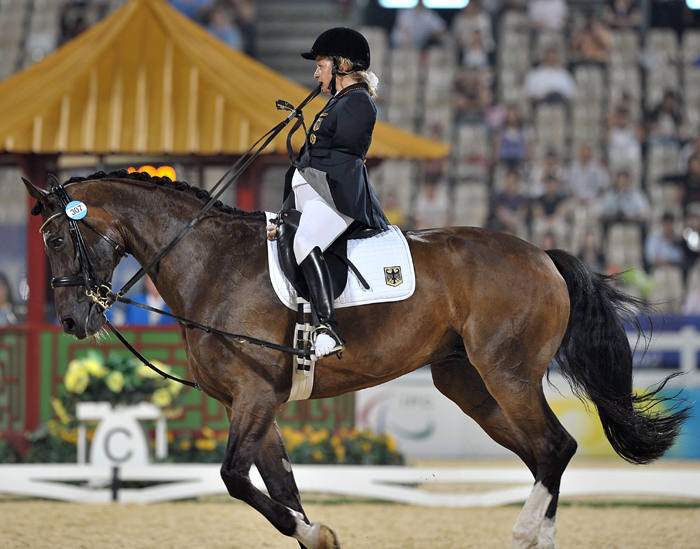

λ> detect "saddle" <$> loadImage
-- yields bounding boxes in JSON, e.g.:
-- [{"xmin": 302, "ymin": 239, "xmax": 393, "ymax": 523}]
[{"xmin": 271, "ymin": 209, "xmax": 381, "ymax": 302}]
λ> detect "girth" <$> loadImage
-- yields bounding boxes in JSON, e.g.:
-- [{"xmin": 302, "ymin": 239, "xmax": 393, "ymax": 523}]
[{"xmin": 273, "ymin": 209, "xmax": 377, "ymax": 302}]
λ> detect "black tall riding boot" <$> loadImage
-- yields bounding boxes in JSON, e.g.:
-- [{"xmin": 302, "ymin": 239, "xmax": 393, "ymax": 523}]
[{"xmin": 299, "ymin": 247, "xmax": 345, "ymax": 357}]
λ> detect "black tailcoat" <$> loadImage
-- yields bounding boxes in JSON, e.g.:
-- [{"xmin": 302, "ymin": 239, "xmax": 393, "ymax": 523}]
[{"xmin": 284, "ymin": 83, "xmax": 389, "ymax": 230}]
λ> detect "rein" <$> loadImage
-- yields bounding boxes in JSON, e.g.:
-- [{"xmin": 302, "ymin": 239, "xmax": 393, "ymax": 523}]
[{"xmin": 39, "ymin": 86, "xmax": 323, "ymax": 387}]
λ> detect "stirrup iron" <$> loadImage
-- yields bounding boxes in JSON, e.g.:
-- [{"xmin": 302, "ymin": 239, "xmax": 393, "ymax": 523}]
[{"xmin": 310, "ymin": 324, "xmax": 345, "ymax": 359}]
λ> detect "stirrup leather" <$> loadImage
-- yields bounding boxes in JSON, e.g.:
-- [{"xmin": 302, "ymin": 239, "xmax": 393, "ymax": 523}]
[{"xmin": 310, "ymin": 324, "xmax": 346, "ymax": 358}]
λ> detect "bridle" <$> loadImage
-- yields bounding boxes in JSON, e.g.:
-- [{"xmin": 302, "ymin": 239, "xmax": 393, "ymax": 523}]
[
  {"xmin": 41, "ymin": 180, "xmax": 126, "ymax": 311},
  {"xmin": 36, "ymin": 85, "xmax": 324, "ymax": 388}
]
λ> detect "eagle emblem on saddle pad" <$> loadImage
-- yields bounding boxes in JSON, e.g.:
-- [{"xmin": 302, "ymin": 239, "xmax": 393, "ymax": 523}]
[{"xmin": 384, "ymin": 266, "xmax": 403, "ymax": 287}]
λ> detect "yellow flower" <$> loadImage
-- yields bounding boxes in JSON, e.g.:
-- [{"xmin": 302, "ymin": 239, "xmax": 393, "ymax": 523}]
[
  {"xmin": 180, "ymin": 439, "xmax": 192, "ymax": 451},
  {"xmin": 201, "ymin": 426, "xmax": 216, "ymax": 439},
  {"xmin": 152, "ymin": 388, "xmax": 172, "ymax": 408},
  {"xmin": 312, "ymin": 450, "xmax": 324, "ymax": 462},
  {"xmin": 334, "ymin": 445, "xmax": 346, "ymax": 460},
  {"xmin": 65, "ymin": 369, "xmax": 89, "ymax": 394},
  {"xmin": 105, "ymin": 371, "xmax": 125, "ymax": 393},
  {"xmin": 135, "ymin": 364, "xmax": 161, "ymax": 379},
  {"xmin": 361, "ymin": 441, "xmax": 372, "ymax": 453},
  {"xmin": 51, "ymin": 398, "xmax": 71, "ymax": 424},
  {"xmin": 385, "ymin": 435, "xmax": 398, "ymax": 453},
  {"xmin": 195, "ymin": 438, "xmax": 217, "ymax": 451},
  {"xmin": 309, "ymin": 428, "xmax": 329, "ymax": 446},
  {"xmin": 59, "ymin": 427, "xmax": 78, "ymax": 444},
  {"xmin": 82, "ymin": 358, "xmax": 108, "ymax": 378},
  {"xmin": 167, "ymin": 379, "xmax": 183, "ymax": 396},
  {"xmin": 330, "ymin": 435, "xmax": 342, "ymax": 447},
  {"xmin": 66, "ymin": 359, "xmax": 86, "ymax": 376},
  {"xmin": 150, "ymin": 360, "xmax": 171, "ymax": 375}
]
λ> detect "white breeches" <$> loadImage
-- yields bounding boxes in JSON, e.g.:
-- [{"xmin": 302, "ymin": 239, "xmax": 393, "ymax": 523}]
[{"xmin": 292, "ymin": 173, "xmax": 353, "ymax": 265}]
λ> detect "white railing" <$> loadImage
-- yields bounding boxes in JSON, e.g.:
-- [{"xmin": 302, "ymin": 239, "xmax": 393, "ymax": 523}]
[{"xmin": 629, "ymin": 326, "xmax": 700, "ymax": 379}]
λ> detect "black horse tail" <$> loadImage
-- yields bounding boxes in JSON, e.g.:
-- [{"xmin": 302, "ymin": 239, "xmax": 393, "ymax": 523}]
[{"xmin": 546, "ymin": 249, "xmax": 690, "ymax": 465}]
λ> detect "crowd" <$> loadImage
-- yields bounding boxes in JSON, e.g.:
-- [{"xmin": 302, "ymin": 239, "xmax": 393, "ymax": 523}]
[
  {"xmin": 4, "ymin": 0, "xmax": 700, "ymax": 319},
  {"xmin": 58, "ymin": 0, "xmax": 258, "ymax": 57},
  {"xmin": 372, "ymin": 0, "xmax": 700, "ymax": 313}
]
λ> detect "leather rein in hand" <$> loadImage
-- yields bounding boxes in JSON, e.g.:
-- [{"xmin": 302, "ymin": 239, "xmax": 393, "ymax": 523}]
[{"xmin": 38, "ymin": 85, "xmax": 322, "ymax": 389}]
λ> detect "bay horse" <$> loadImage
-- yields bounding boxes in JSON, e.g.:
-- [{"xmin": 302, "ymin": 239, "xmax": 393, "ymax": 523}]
[{"xmin": 24, "ymin": 170, "xmax": 687, "ymax": 549}]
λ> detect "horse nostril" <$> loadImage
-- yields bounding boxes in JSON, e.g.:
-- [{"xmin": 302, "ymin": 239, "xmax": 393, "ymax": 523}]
[{"xmin": 61, "ymin": 317, "xmax": 77, "ymax": 334}]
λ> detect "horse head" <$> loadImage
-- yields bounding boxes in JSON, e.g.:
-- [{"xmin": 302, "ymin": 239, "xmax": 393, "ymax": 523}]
[{"xmin": 23, "ymin": 175, "xmax": 126, "ymax": 339}]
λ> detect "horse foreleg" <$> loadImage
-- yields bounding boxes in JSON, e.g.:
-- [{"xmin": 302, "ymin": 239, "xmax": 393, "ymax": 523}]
[
  {"xmin": 255, "ymin": 422, "xmax": 314, "ymax": 549},
  {"xmin": 220, "ymin": 397, "xmax": 339, "ymax": 549}
]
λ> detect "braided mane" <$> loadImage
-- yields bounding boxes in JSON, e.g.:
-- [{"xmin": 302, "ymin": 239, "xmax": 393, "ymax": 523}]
[{"xmin": 30, "ymin": 169, "xmax": 264, "ymax": 218}]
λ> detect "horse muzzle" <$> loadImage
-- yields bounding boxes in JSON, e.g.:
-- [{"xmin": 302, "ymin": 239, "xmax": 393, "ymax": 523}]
[{"xmin": 59, "ymin": 303, "xmax": 106, "ymax": 339}]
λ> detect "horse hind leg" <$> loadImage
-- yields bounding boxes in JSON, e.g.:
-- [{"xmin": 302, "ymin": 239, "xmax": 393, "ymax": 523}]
[
  {"xmin": 432, "ymin": 350, "xmax": 576, "ymax": 549},
  {"xmin": 481, "ymin": 367, "xmax": 576, "ymax": 549},
  {"xmin": 430, "ymin": 357, "xmax": 538, "ymax": 475}
]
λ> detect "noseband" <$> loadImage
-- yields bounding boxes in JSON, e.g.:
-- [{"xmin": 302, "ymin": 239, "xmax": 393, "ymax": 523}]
[{"xmin": 40, "ymin": 183, "xmax": 126, "ymax": 310}]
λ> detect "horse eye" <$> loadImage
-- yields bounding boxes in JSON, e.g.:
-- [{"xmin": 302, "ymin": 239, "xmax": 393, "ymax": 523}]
[{"xmin": 49, "ymin": 237, "xmax": 64, "ymax": 250}]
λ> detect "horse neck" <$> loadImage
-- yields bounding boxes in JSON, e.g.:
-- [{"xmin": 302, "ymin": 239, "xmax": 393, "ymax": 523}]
[{"xmin": 86, "ymin": 179, "xmax": 263, "ymax": 315}]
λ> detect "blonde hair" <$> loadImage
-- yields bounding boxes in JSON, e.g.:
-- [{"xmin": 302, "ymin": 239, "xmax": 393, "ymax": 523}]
[{"xmin": 333, "ymin": 56, "xmax": 380, "ymax": 99}]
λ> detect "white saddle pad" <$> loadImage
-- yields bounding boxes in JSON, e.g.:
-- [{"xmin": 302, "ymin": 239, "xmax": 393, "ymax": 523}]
[{"xmin": 266, "ymin": 212, "xmax": 416, "ymax": 311}]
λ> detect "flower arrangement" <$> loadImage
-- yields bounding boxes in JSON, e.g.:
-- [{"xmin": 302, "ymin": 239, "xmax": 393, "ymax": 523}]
[
  {"xmin": 62, "ymin": 351, "xmax": 183, "ymax": 410},
  {"xmin": 163, "ymin": 426, "xmax": 403, "ymax": 465},
  {"xmin": 281, "ymin": 426, "xmax": 404, "ymax": 465},
  {"xmin": 4, "ymin": 423, "xmax": 404, "ymax": 465}
]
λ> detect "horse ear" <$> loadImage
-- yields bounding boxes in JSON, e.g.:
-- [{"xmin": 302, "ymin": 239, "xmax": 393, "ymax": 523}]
[
  {"xmin": 22, "ymin": 177, "xmax": 51, "ymax": 205},
  {"xmin": 47, "ymin": 173, "xmax": 61, "ymax": 189}
]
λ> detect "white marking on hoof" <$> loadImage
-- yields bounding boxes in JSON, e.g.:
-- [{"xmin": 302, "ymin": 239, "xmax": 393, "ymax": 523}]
[
  {"xmin": 289, "ymin": 508, "xmax": 339, "ymax": 549},
  {"xmin": 512, "ymin": 482, "xmax": 553, "ymax": 549},
  {"xmin": 290, "ymin": 509, "xmax": 321, "ymax": 548}
]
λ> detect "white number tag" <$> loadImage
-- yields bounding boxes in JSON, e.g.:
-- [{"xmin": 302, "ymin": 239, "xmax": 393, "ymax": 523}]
[{"xmin": 65, "ymin": 200, "xmax": 87, "ymax": 220}]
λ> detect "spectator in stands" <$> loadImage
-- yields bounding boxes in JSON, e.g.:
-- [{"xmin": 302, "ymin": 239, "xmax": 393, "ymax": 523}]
[
  {"xmin": 486, "ymin": 167, "xmax": 529, "ymax": 236},
  {"xmin": 413, "ymin": 178, "xmax": 452, "ymax": 229},
  {"xmin": 0, "ymin": 273, "xmax": 19, "ymax": 327},
  {"xmin": 232, "ymin": 0, "xmax": 257, "ymax": 58},
  {"xmin": 528, "ymin": 148, "xmax": 564, "ymax": 198},
  {"xmin": 570, "ymin": 11, "xmax": 612, "ymax": 66},
  {"xmin": 678, "ymin": 133, "xmax": 700, "ymax": 173},
  {"xmin": 566, "ymin": 142, "xmax": 610, "ymax": 205},
  {"xmin": 523, "ymin": 47, "xmax": 576, "ymax": 107},
  {"xmin": 454, "ymin": 67, "xmax": 493, "ymax": 125},
  {"xmin": 646, "ymin": 90, "xmax": 687, "ymax": 149},
  {"xmin": 598, "ymin": 169, "xmax": 650, "ymax": 227},
  {"xmin": 538, "ymin": 231, "xmax": 558, "ymax": 250},
  {"xmin": 578, "ymin": 229, "xmax": 607, "ymax": 272},
  {"xmin": 604, "ymin": 101, "xmax": 644, "ymax": 174},
  {"xmin": 390, "ymin": 0, "xmax": 447, "ymax": 51},
  {"xmin": 452, "ymin": 0, "xmax": 495, "ymax": 64},
  {"xmin": 491, "ymin": 105, "xmax": 532, "ymax": 167},
  {"xmin": 682, "ymin": 285, "xmax": 700, "ymax": 314},
  {"xmin": 531, "ymin": 173, "xmax": 570, "ymax": 245},
  {"xmin": 650, "ymin": 0, "xmax": 686, "ymax": 36},
  {"xmin": 121, "ymin": 277, "xmax": 177, "ymax": 326},
  {"xmin": 677, "ymin": 154, "xmax": 700, "ymax": 213},
  {"xmin": 527, "ymin": 0, "xmax": 569, "ymax": 32},
  {"xmin": 602, "ymin": 0, "xmax": 643, "ymax": 30},
  {"xmin": 60, "ymin": 3, "xmax": 88, "ymax": 45},
  {"xmin": 645, "ymin": 212, "xmax": 684, "ymax": 268},
  {"xmin": 170, "ymin": 0, "xmax": 213, "ymax": 25},
  {"xmin": 681, "ymin": 210, "xmax": 700, "ymax": 273},
  {"xmin": 460, "ymin": 30, "xmax": 490, "ymax": 71},
  {"xmin": 206, "ymin": 6, "xmax": 242, "ymax": 50}
]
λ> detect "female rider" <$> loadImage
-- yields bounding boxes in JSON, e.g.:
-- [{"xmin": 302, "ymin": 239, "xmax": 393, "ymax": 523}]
[{"xmin": 283, "ymin": 27, "xmax": 388, "ymax": 358}]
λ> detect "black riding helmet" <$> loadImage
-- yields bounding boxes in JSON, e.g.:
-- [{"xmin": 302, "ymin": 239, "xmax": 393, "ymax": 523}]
[{"xmin": 301, "ymin": 27, "xmax": 371, "ymax": 71}]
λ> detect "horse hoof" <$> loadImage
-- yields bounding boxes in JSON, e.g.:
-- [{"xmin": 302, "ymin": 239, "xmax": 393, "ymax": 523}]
[{"xmin": 317, "ymin": 524, "xmax": 340, "ymax": 549}]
